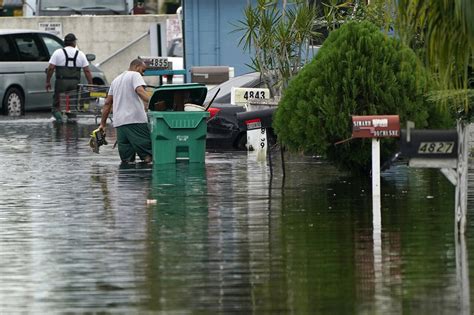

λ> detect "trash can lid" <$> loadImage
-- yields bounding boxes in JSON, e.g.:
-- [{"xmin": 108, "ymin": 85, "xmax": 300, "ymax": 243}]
[{"xmin": 149, "ymin": 83, "xmax": 208, "ymax": 111}]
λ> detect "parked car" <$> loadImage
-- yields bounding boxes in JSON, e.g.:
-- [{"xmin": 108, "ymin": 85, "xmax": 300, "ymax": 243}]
[
  {"xmin": 205, "ymin": 72, "xmax": 265, "ymax": 150},
  {"xmin": 204, "ymin": 72, "xmax": 262, "ymax": 104},
  {"xmin": 0, "ymin": 29, "xmax": 108, "ymax": 116}
]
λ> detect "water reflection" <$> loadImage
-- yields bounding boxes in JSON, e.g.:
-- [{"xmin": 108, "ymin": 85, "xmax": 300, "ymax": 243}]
[
  {"xmin": 144, "ymin": 163, "xmax": 210, "ymax": 311},
  {"xmin": 0, "ymin": 117, "xmax": 471, "ymax": 314}
]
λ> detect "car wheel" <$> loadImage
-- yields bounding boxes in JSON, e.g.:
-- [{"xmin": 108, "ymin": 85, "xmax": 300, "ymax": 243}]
[{"xmin": 2, "ymin": 87, "xmax": 24, "ymax": 116}]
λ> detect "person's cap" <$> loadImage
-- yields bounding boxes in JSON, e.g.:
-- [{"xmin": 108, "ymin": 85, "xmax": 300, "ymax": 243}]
[{"xmin": 64, "ymin": 33, "xmax": 77, "ymax": 42}]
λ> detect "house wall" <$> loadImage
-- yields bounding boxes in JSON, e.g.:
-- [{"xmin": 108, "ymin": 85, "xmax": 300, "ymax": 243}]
[{"xmin": 183, "ymin": 0, "xmax": 253, "ymax": 80}]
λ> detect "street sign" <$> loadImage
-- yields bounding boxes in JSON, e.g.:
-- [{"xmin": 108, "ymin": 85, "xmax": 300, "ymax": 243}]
[
  {"xmin": 350, "ymin": 115, "xmax": 400, "ymax": 212},
  {"xmin": 352, "ymin": 115, "xmax": 400, "ymax": 139},
  {"xmin": 38, "ymin": 22, "xmax": 63, "ymax": 38}
]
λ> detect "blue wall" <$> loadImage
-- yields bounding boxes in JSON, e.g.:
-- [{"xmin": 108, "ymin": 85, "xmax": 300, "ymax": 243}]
[{"xmin": 183, "ymin": 0, "xmax": 253, "ymax": 80}]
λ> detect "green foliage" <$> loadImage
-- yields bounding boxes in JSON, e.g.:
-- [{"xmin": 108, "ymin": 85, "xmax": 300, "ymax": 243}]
[
  {"xmin": 350, "ymin": 0, "xmax": 394, "ymax": 31},
  {"xmin": 234, "ymin": 0, "xmax": 319, "ymax": 97},
  {"xmin": 274, "ymin": 21, "xmax": 448, "ymax": 172},
  {"xmin": 396, "ymin": 0, "xmax": 474, "ymax": 118},
  {"xmin": 314, "ymin": 0, "xmax": 395, "ymax": 37}
]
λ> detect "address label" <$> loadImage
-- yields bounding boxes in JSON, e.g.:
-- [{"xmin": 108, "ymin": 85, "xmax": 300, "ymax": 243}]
[
  {"xmin": 138, "ymin": 56, "xmax": 169, "ymax": 69},
  {"xmin": 417, "ymin": 142, "xmax": 455, "ymax": 154},
  {"xmin": 231, "ymin": 87, "xmax": 270, "ymax": 105}
]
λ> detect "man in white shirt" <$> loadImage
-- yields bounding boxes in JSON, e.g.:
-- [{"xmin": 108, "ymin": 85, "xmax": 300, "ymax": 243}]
[
  {"xmin": 45, "ymin": 33, "xmax": 93, "ymax": 122},
  {"xmin": 99, "ymin": 59, "xmax": 152, "ymax": 164}
]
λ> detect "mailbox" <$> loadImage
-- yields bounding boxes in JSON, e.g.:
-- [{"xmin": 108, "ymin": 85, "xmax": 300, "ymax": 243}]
[
  {"xmin": 400, "ymin": 129, "xmax": 458, "ymax": 159},
  {"xmin": 191, "ymin": 66, "xmax": 230, "ymax": 84},
  {"xmin": 352, "ymin": 115, "xmax": 400, "ymax": 139},
  {"xmin": 236, "ymin": 108, "xmax": 276, "ymax": 131}
]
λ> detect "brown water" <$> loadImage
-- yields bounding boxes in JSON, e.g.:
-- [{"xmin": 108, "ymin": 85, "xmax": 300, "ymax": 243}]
[{"xmin": 0, "ymin": 117, "xmax": 470, "ymax": 314}]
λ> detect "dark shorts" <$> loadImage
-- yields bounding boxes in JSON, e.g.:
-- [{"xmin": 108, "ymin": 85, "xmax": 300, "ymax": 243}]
[{"xmin": 116, "ymin": 123, "xmax": 152, "ymax": 162}]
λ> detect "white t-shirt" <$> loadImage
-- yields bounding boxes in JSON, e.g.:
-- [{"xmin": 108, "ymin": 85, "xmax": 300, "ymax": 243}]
[
  {"xmin": 108, "ymin": 71, "xmax": 148, "ymax": 127},
  {"xmin": 48, "ymin": 46, "xmax": 89, "ymax": 68}
]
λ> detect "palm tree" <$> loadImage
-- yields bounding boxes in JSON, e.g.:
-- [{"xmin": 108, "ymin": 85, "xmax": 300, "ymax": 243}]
[
  {"xmin": 396, "ymin": 0, "xmax": 474, "ymax": 117},
  {"xmin": 234, "ymin": 0, "xmax": 319, "ymax": 97}
]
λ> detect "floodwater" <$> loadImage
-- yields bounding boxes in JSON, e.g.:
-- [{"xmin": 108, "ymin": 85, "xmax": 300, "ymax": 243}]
[{"xmin": 0, "ymin": 115, "xmax": 472, "ymax": 314}]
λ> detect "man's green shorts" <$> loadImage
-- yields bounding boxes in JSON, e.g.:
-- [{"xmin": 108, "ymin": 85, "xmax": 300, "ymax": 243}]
[{"xmin": 116, "ymin": 123, "xmax": 152, "ymax": 162}]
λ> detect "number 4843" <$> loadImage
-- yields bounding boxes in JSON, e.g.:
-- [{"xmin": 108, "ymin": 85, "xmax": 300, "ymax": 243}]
[{"xmin": 243, "ymin": 91, "xmax": 266, "ymax": 100}]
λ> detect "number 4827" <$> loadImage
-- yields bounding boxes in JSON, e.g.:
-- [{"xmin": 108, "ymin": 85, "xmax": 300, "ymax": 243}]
[{"xmin": 417, "ymin": 142, "xmax": 454, "ymax": 154}]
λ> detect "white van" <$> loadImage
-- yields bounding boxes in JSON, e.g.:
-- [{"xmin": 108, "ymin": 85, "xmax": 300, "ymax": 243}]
[{"xmin": 0, "ymin": 29, "xmax": 107, "ymax": 116}]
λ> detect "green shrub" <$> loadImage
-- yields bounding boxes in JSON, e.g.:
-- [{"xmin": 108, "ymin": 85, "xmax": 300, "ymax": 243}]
[{"xmin": 274, "ymin": 21, "xmax": 450, "ymax": 172}]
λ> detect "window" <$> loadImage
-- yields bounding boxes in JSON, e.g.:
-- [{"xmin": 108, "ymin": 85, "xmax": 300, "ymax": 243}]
[
  {"xmin": 40, "ymin": 34, "xmax": 64, "ymax": 57},
  {"xmin": 11, "ymin": 34, "xmax": 48, "ymax": 61},
  {"xmin": 0, "ymin": 35, "xmax": 18, "ymax": 61}
]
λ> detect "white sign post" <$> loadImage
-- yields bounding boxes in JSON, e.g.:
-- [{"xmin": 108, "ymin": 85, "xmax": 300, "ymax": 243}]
[
  {"xmin": 372, "ymin": 138, "xmax": 381, "ymax": 222},
  {"xmin": 351, "ymin": 115, "xmax": 400, "ymax": 212}
]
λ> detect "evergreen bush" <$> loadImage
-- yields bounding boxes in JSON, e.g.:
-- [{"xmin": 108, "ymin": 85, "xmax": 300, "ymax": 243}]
[{"xmin": 274, "ymin": 21, "xmax": 450, "ymax": 172}]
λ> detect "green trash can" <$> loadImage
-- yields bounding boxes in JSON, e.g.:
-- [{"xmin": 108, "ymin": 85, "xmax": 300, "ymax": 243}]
[
  {"xmin": 148, "ymin": 83, "xmax": 210, "ymax": 164},
  {"xmin": 148, "ymin": 83, "xmax": 208, "ymax": 112},
  {"xmin": 149, "ymin": 111, "xmax": 210, "ymax": 164}
]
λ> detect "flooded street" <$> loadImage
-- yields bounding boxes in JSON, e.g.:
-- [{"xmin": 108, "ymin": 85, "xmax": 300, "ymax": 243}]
[{"xmin": 0, "ymin": 116, "xmax": 472, "ymax": 314}]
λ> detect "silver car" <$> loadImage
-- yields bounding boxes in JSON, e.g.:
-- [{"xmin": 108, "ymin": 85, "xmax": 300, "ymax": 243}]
[{"xmin": 0, "ymin": 29, "xmax": 107, "ymax": 116}]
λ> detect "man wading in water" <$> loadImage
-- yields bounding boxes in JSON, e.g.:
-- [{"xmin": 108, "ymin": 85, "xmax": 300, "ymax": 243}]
[
  {"xmin": 99, "ymin": 59, "xmax": 152, "ymax": 164},
  {"xmin": 46, "ymin": 33, "xmax": 93, "ymax": 122}
]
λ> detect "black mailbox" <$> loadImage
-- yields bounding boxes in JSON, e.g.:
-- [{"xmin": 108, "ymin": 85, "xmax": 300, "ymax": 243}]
[
  {"xmin": 400, "ymin": 129, "xmax": 458, "ymax": 159},
  {"xmin": 236, "ymin": 108, "xmax": 276, "ymax": 131}
]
